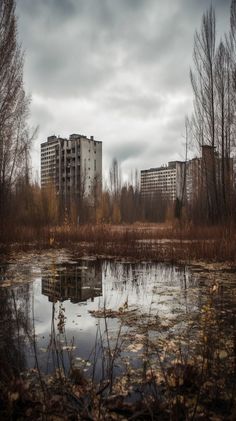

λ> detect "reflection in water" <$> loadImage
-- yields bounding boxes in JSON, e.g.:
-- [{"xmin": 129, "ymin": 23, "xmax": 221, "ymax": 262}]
[
  {"xmin": 41, "ymin": 261, "xmax": 102, "ymax": 303},
  {"xmin": 38, "ymin": 261, "xmax": 103, "ymax": 376},
  {"xmin": 0, "ymin": 255, "xmax": 236, "ymax": 419},
  {"xmin": 0, "ymin": 264, "xmax": 32, "ymax": 386}
]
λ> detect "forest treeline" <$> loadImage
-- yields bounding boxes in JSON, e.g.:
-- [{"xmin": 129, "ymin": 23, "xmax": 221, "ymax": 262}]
[{"xmin": 2, "ymin": 0, "xmax": 236, "ymax": 239}]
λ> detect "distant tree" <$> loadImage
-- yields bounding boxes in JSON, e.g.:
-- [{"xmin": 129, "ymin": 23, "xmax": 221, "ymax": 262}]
[
  {"xmin": 41, "ymin": 183, "xmax": 59, "ymax": 226},
  {"xmin": 109, "ymin": 158, "xmax": 121, "ymax": 199},
  {"xmin": 96, "ymin": 190, "xmax": 111, "ymax": 223},
  {"xmin": 141, "ymin": 192, "xmax": 167, "ymax": 223},
  {"xmin": 112, "ymin": 202, "xmax": 121, "ymax": 224}
]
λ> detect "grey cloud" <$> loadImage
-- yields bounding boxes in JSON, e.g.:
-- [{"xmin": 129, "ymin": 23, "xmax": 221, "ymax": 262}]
[
  {"xmin": 106, "ymin": 139, "xmax": 146, "ymax": 163},
  {"xmin": 16, "ymin": 0, "xmax": 231, "ymax": 176},
  {"xmin": 19, "ymin": 0, "xmax": 232, "ymax": 100},
  {"xmin": 18, "ymin": 0, "xmax": 188, "ymax": 98},
  {"xmin": 30, "ymin": 102, "xmax": 54, "ymax": 128},
  {"xmin": 104, "ymin": 89, "xmax": 165, "ymax": 118}
]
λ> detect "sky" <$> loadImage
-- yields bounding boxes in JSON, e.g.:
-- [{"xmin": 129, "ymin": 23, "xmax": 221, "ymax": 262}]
[{"xmin": 17, "ymin": 0, "xmax": 231, "ymax": 183}]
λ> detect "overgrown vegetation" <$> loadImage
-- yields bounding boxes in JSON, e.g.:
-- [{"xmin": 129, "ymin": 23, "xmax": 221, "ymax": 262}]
[
  {"xmin": 1, "ymin": 222, "xmax": 236, "ymax": 263},
  {"xmin": 2, "ymin": 1, "xmax": 236, "ymax": 244}
]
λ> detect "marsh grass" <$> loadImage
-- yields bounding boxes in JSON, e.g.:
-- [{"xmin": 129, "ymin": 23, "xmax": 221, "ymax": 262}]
[{"xmin": 1, "ymin": 222, "xmax": 236, "ymax": 263}]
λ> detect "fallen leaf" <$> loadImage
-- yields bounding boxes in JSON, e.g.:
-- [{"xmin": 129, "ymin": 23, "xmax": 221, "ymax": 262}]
[{"xmin": 127, "ymin": 343, "xmax": 143, "ymax": 352}]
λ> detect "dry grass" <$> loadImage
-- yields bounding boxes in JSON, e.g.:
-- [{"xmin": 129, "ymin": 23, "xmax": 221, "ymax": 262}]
[{"xmin": 1, "ymin": 222, "xmax": 236, "ymax": 263}]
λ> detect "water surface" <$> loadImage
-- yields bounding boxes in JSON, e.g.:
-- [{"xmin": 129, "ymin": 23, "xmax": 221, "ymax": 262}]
[{"xmin": 0, "ymin": 250, "xmax": 235, "ymax": 389}]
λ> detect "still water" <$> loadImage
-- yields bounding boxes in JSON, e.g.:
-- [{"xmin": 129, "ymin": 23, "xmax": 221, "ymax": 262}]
[{"xmin": 0, "ymin": 250, "xmax": 235, "ymax": 386}]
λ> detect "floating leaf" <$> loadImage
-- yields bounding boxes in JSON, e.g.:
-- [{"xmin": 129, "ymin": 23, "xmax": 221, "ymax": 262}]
[
  {"xmin": 62, "ymin": 345, "xmax": 76, "ymax": 351},
  {"xmin": 9, "ymin": 392, "xmax": 19, "ymax": 401},
  {"xmin": 127, "ymin": 343, "xmax": 143, "ymax": 352},
  {"xmin": 219, "ymin": 350, "xmax": 228, "ymax": 359}
]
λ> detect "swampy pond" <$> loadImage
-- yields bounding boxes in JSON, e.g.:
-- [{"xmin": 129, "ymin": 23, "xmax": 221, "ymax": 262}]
[{"xmin": 1, "ymin": 249, "xmax": 236, "ymax": 419}]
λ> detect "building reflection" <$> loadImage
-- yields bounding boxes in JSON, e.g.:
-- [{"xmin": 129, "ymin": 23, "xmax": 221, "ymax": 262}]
[{"xmin": 42, "ymin": 261, "xmax": 102, "ymax": 303}]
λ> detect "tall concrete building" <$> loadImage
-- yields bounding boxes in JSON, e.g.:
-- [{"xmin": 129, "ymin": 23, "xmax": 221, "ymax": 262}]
[
  {"xmin": 41, "ymin": 133, "xmax": 102, "ymax": 205},
  {"xmin": 41, "ymin": 135, "xmax": 58, "ymax": 187},
  {"xmin": 140, "ymin": 161, "xmax": 185, "ymax": 201}
]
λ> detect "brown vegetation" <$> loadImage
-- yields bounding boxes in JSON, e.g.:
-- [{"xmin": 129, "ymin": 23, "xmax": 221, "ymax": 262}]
[{"xmin": 1, "ymin": 222, "xmax": 236, "ymax": 263}]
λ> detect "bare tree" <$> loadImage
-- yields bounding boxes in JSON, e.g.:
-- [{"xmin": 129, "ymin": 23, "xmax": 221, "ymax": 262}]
[
  {"xmin": 214, "ymin": 40, "xmax": 234, "ymax": 216},
  {"xmin": 0, "ymin": 0, "xmax": 31, "ymax": 219},
  {"xmin": 190, "ymin": 6, "xmax": 220, "ymax": 222}
]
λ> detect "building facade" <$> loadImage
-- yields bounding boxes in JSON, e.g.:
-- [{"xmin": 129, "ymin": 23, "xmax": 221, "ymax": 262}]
[
  {"xmin": 140, "ymin": 161, "xmax": 185, "ymax": 201},
  {"xmin": 141, "ymin": 146, "xmax": 234, "ymax": 204},
  {"xmin": 41, "ymin": 133, "xmax": 102, "ymax": 205},
  {"xmin": 41, "ymin": 135, "xmax": 58, "ymax": 187}
]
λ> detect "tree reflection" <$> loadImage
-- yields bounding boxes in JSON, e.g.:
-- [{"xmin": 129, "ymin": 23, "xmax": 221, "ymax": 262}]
[{"xmin": 0, "ymin": 271, "xmax": 32, "ymax": 406}]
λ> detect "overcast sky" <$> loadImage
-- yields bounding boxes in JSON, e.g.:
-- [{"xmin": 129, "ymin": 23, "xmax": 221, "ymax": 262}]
[{"xmin": 17, "ymin": 0, "xmax": 231, "ymax": 182}]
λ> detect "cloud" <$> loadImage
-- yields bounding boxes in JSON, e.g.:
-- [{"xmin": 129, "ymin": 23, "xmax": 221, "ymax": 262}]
[{"xmin": 17, "ymin": 0, "xmax": 232, "ymax": 180}]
